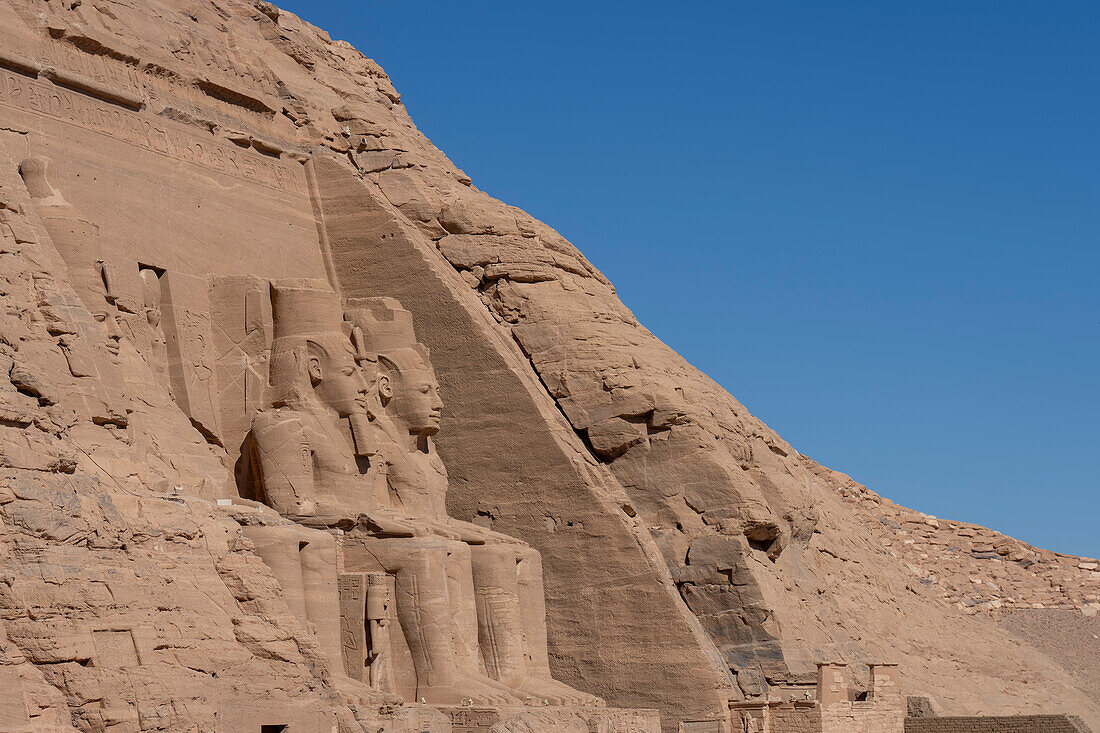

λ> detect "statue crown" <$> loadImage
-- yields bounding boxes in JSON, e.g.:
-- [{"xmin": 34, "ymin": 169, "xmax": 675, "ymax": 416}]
[
  {"xmin": 271, "ymin": 279, "xmax": 346, "ymax": 340},
  {"xmin": 343, "ymin": 297, "xmax": 417, "ymax": 355}
]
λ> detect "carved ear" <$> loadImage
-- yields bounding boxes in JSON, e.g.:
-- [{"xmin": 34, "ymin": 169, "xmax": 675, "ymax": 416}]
[
  {"xmin": 305, "ymin": 339, "xmax": 329, "ymax": 385},
  {"xmin": 377, "ymin": 354, "xmax": 398, "ymax": 401},
  {"xmin": 308, "ymin": 355, "xmax": 323, "ymax": 385}
]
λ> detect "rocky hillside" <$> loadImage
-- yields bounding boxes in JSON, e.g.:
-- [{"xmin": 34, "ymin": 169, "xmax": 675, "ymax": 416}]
[
  {"xmin": 0, "ymin": 0, "xmax": 1095, "ymax": 730},
  {"xmin": 825, "ymin": 467, "xmax": 1099, "ymax": 616}
]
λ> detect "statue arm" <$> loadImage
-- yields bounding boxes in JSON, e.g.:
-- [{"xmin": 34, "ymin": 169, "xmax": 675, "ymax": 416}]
[
  {"xmin": 442, "ymin": 520, "xmax": 526, "ymax": 546},
  {"xmin": 251, "ymin": 413, "xmax": 316, "ymax": 517}
]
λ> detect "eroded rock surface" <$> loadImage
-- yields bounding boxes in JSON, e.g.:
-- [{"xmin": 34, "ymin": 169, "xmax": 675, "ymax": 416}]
[{"xmin": 0, "ymin": 1, "xmax": 1095, "ymax": 731}]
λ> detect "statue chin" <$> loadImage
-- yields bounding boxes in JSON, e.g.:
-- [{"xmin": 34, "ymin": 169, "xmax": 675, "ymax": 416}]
[
  {"xmin": 414, "ymin": 421, "xmax": 441, "ymax": 436},
  {"xmin": 333, "ymin": 401, "xmax": 363, "ymax": 418}
]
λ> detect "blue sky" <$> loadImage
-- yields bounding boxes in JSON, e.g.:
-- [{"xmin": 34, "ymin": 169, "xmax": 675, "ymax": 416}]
[{"xmin": 278, "ymin": 2, "xmax": 1099, "ymax": 558}]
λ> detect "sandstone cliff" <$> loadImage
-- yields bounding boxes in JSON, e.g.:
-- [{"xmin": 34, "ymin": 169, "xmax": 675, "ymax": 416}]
[{"xmin": 0, "ymin": 0, "xmax": 1095, "ymax": 731}]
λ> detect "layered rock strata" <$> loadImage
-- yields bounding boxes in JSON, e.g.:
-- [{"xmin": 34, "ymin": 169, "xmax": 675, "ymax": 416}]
[{"xmin": 0, "ymin": 0, "xmax": 1095, "ymax": 731}]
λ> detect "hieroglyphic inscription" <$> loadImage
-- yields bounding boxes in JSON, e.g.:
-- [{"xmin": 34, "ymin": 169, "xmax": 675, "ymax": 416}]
[
  {"xmin": 26, "ymin": 38, "xmax": 143, "ymax": 99},
  {"xmin": 680, "ymin": 721, "xmax": 724, "ymax": 733},
  {"xmin": 730, "ymin": 706, "xmax": 770, "ymax": 733},
  {"xmin": 602, "ymin": 711, "xmax": 665, "ymax": 733},
  {"xmin": 15, "ymin": 34, "xmax": 278, "ymax": 126},
  {"xmin": 338, "ymin": 573, "xmax": 367, "ymax": 681},
  {"xmin": 0, "ymin": 70, "xmax": 303, "ymax": 194},
  {"xmin": 447, "ymin": 708, "xmax": 500, "ymax": 733}
]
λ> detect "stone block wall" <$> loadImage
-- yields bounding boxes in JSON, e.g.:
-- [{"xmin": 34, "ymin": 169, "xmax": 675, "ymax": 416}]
[
  {"xmin": 818, "ymin": 663, "xmax": 905, "ymax": 733},
  {"xmin": 729, "ymin": 662, "xmax": 906, "ymax": 732},
  {"xmin": 820, "ymin": 698, "xmax": 905, "ymax": 733},
  {"xmin": 770, "ymin": 703, "xmax": 821, "ymax": 733},
  {"xmin": 904, "ymin": 716, "xmax": 1091, "ymax": 733}
]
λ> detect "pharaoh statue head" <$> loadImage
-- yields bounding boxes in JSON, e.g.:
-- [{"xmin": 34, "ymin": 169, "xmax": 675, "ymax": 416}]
[
  {"xmin": 19, "ymin": 157, "xmax": 69, "ymax": 206},
  {"xmin": 344, "ymin": 298, "xmax": 442, "ymax": 437},
  {"xmin": 269, "ymin": 280, "xmax": 366, "ymax": 418},
  {"xmin": 18, "ymin": 156, "xmax": 112, "ymax": 318}
]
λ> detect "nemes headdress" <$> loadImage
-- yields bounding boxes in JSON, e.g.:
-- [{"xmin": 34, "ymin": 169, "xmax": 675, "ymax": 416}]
[
  {"xmin": 341, "ymin": 297, "xmax": 431, "ymax": 452},
  {"xmin": 268, "ymin": 279, "xmax": 350, "ymax": 408},
  {"xmin": 343, "ymin": 297, "xmax": 433, "ymax": 389}
]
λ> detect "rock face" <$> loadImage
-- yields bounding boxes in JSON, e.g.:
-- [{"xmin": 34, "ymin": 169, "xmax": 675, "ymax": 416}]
[{"xmin": 0, "ymin": 1, "xmax": 1095, "ymax": 732}]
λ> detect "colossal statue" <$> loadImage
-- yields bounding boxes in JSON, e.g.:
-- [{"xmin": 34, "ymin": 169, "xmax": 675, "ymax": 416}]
[
  {"xmin": 242, "ymin": 281, "xmax": 598, "ymax": 707},
  {"xmin": 19, "ymin": 156, "xmax": 124, "ymax": 361},
  {"xmin": 243, "ymin": 281, "xmax": 512, "ymax": 705},
  {"xmin": 245, "ymin": 281, "xmax": 374, "ymax": 523},
  {"xmin": 19, "ymin": 157, "xmax": 209, "ymax": 433},
  {"xmin": 19, "ymin": 156, "xmax": 113, "ymax": 319},
  {"xmin": 344, "ymin": 297, "xmax": 599, "ymax": 707}
]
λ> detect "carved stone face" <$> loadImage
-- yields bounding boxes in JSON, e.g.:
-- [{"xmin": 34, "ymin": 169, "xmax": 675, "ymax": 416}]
[
  {"xmin": 380, "ymin": 352, "xmax": 443, "ymax": 434},
  {"xmin": 309, "ymin": 333, "xmax": 368, "ymax": 418}
]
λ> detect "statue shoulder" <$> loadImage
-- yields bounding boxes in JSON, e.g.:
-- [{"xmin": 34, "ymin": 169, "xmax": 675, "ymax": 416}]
[{"xmin": 251, "ymin": 409, "xmax": 307, "ymax": 444}]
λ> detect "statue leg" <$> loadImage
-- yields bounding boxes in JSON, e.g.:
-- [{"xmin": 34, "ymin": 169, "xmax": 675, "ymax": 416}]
[
  {"xmin": 444, "ymin": 541, "xmax": 528, "ymax": 700},
  {"xmin": 364, "ymin": 537, "xmax": 520, "ymax": 706},
  {"xmin": 243, "ymin": 525, "xmax": 349, "ymax": 680},
  {"xmin": 444, "ymin": 540, "xmax": 484, "ymax": 674},
  {"xmin": 470, "ymin": 543, "xmax": 602, "ymax": 706},
  {"xmin": 515, "ymin": 545, "xmax": 552, "ymax": 676},
  {"xmin": 469, "ymin": 544, "xmax": 528, "ymax": 682},
  {"xmin": 241, "ymin": 525, "xmax": 307, "ymax": 621},
  {"xmin": 298, "ymin": 529, "xmax": 344, "ymax": 679}
]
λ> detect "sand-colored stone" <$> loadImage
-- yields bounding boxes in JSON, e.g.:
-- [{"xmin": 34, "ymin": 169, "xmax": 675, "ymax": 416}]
[{"xmin": 0, "ymin": 0, "xmax": 1094, "ymax": 731}]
